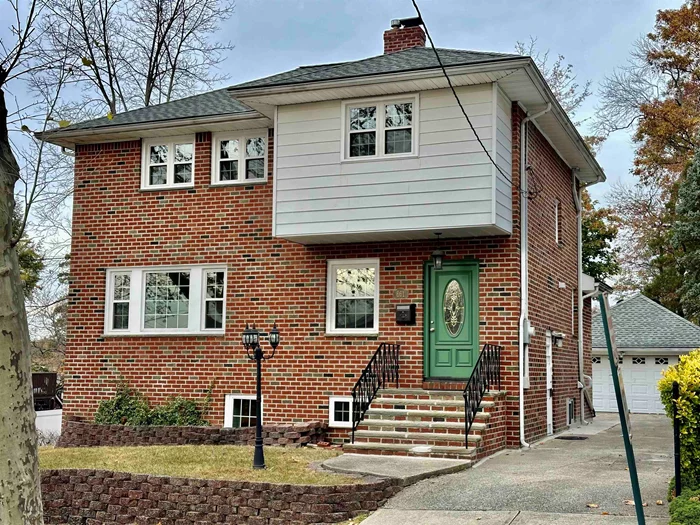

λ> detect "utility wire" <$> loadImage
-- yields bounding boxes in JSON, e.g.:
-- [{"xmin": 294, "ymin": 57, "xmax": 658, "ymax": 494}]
[{"xmin": 410, "ymin": 0, "xmax": 518, "ymax": 190}]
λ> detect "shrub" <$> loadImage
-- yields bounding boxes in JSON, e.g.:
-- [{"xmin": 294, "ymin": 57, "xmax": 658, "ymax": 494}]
[
  {"xmin": 670, "ymin": 488, "xmax": 700, "ymax": 525},
  {"xmin": 659, "ymin": 349, "xmax": 700, "ymax": 489},
  {"xmin": 149, "ymin": 397, "xmax": 209, "ymax": 426},
  {"xmin": 94, "ymin": 383, "xmax": 151, "ymax": 425}
]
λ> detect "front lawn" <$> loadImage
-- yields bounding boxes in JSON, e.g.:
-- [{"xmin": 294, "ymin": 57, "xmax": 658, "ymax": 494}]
[{"xmin": 40, "ymin": 445, "xmax": 358, "ymax": 485}]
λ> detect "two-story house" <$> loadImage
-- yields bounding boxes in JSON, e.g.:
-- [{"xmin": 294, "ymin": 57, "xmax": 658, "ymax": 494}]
[{"xmin": 40, "ymin": 17, "xmax": 603, "ymax": 459}]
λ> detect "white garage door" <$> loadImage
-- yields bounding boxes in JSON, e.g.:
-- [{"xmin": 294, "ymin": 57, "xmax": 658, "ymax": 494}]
[{"xmin": 592, "ymin": 355, "xmax": 677, "ymax": 414}]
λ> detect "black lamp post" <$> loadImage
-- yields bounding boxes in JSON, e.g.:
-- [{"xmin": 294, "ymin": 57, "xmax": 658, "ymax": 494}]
[{"xmin": 242, "ymin": 322, "xmax": 280, "ymax": 469}]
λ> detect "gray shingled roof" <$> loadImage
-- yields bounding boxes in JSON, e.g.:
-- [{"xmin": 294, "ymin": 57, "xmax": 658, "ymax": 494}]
[
  {"xmin": 40, "ymin": 89, "xmax": 254, "ymax": 135},
  {"xmin": 230, "ymin": 47, "xmax": 520, "ymax": 90},
  {"xmin": 39, "ymin": 46, "xmax": 519, "ymax": 139},
  {"xmin": 592, "ymin": 294, "xmax": 700, "ymax": 349}
]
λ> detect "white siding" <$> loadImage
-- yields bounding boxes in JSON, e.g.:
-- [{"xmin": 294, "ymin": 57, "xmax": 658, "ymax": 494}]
[
  {"xmin": 495, "ymin": 86, "xmax": 513, "ymax": 232},
  {"xmin": 274, "ymin": 84, "xmax": 513, "ymax": 241}
]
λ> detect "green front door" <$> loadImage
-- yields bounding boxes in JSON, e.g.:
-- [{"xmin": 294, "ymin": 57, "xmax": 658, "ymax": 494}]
[{"xmin": 425, "ymin": 261, "xmax": 479, "ymax": 379}]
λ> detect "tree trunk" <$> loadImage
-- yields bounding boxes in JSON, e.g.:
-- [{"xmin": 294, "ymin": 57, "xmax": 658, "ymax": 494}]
[{"xmin": 0, "ymin": 88, "xmax": 44, "ymax": 524}]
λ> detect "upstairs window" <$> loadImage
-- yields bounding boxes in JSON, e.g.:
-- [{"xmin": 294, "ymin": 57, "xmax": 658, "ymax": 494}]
[
  {"xmin": 343, "ymin": 96, "xmax": 418, "ymax": 160},
  {"xmin": 142, "ymin": 137, "xmax": 194, "ymax": 189},
  {"xmin": 212, "ymin": 132, "xmax": 267, "ymax": 185}
]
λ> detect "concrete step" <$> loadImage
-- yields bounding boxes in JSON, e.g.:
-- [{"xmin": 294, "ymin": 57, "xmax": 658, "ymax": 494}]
[
  {"xmin": 344, "ymin": 441, "xmax": 477, "ymax": 459},
  {"xmin": 365, "ymin": 408, "xmax": 491, "ymax": 422},
  {"xmin": 374, "ymin": 397, "xmax": 495, "ymax": 410},
  {"xmin": 354, "ymin": 429, "xmax": 482, "ymax": 445},
  {"xmin": 357, "ymin": 418, "xmax": 486, "ymax": 433}
]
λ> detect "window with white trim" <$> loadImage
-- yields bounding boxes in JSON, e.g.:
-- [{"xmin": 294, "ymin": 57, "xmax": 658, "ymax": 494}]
[
  {"xmin": 632, "ymin": 357, "xmax": 646, "ymax": 365},
  {"xmin": 592, "ymin": 356, "xmax": 602, "ymax": 364},
  {"xmin": 343, "ymin": 96, "xmax": 418, "ymax": 160},
  {"xmin": 142, "ymin": 137, "xmax": 194, "ymax": 189},
  {"xmin": 655, "ymin": 357, "xmax": 669, "ymax": 365},
  {"xmin": 326, "ymin": 259, "xmax": 380, "ymax": 334},
  {"xmin": 329, "ymin": 396, "xmax": 353, "ymax": 428},
  {"xmin": 104, "ymin": 265, "xmax": 226, "ymax": 335},
  {"xmin": 224, "ymin": 394, "xmax": 260, "ymax": 428},
  {"xmin": 211, "ymin": 132, "xmax": 267, "ymax": 184}
]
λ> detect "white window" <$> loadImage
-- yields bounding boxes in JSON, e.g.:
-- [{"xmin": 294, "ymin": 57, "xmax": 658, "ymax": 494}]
[
  {"xmin": 326, "ymin": 259, "xmax": 380, "ymax": 335},
  {"xmin": 329, "ymin": 396, "xmax": 353, "ymax": 428},
  {"xmin": 211, "ymin": 131, "xmax": 267, "ymax": 185},
  {"xmin": 341, "ymin": 95, "xmax": 418, "ymax": 160},
  {"xmin": 592, "ymin": 356, "xmax": 602, "ymax": 364},
  {"xmin": 142, "ymin": 136, "xmax": 195, "ymax": 189},
  {"xmin": 655, "ymin": 357, "xmax": 669, "ymax": 365},
  {"xmin": 224, "ymin": 394, "xmax": 260, "ymax": 428},
  {"xmin": 632, "ymin": 357, "xmax": 646, "ymax": 365},
  {"xmin": 104, "ymin": 265, "xmax": 226, "ymax": 335}
]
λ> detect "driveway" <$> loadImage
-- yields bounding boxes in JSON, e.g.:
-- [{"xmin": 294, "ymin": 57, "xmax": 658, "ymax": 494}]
[{"xmin": 367, "ymin": 413, "xmax": 672, "ymax": 523}]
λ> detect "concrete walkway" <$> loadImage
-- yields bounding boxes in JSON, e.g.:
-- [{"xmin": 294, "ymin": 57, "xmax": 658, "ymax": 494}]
[
  {"xmin": 322, "ymin": 453, "xmax": 471, "ymax": 485},
  {"xmin": 364, "ymin": 413, "xmax": 673, "ymax": 523}
]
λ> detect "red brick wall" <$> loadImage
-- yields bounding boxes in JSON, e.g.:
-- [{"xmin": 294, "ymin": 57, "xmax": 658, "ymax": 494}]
[
  {"xmin": 64, "ymin": 96, "xmax": 586, "ymax": 447},
  {"xmin": 65, "ymin": 129, "xmax": 523, "ymax": 438},
  {"xmin": 383, "ymin": 26, "xmax": 426, "ymax": 54},
  {"xmin": 523, "ymin": 116, "xmax": 582, "ymax": 441}
]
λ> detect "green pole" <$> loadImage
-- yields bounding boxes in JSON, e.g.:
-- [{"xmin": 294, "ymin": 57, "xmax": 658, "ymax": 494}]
[{"xmin": 598, "ymin": 294, "xmax": 645, "ymax": 524}]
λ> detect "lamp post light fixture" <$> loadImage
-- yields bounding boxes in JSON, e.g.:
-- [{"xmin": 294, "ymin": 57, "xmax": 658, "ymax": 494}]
[
  {"xmin": 432, "ymin": 232, "xmax": 445, "ymax": 270},
  {"xmin": 242, "ymin": 322, "xmax": 281, "ymax": 469}
]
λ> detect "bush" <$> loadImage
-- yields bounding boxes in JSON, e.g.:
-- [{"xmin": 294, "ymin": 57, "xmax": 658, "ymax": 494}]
[
  {"xmin": 94, "ymin": 383, "xmax": 151, "ymax": 425},
  {"xmin": 659, "ymin": 349, "xmax": 700, "ymax": 489},
  {"xmin": 670, "ymin": 488, "xmax": 700, "ymax": 525},
  {"xmin": 94, "ymin": 382, "xmax": 211, "ymax": 426},
  {"xmin": 149, "ymin": 397, "xmax": 209, "ymax": 426}
]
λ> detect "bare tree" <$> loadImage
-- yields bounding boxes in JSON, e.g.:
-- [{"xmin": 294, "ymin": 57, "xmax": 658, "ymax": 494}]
[{"xmin": 0, "ymin": 0, "xmax": 46, "ymax": 521}]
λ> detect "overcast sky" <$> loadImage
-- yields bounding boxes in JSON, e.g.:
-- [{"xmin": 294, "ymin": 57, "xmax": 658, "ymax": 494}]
[{"xmin": 221, "ymin": 0, "xmax": 680, "ymax": 201}]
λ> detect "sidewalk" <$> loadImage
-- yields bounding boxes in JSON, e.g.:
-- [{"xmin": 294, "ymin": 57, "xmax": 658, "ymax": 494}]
[{"xmin": 362, "ymin": 509, "xmax": 669, "ymax": 524}]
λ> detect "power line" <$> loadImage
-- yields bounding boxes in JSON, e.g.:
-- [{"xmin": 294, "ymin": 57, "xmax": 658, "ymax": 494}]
[{"xmin": 410, "ymin": 0, "xmax": 517, "ymax": 190}]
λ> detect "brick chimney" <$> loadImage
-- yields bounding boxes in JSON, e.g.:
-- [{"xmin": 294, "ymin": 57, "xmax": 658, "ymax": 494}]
[{"xmin": 383, "ymin": 17, "xmax": 426, "ymax": 54}]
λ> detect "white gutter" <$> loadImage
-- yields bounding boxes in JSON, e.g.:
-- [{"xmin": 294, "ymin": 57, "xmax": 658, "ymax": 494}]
[{"xmin": 519, "ymin": 102, "xmax": 552, "ymax": 448}]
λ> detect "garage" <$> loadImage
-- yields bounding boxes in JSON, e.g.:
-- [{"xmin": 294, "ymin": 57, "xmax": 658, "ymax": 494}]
[{"xmin": 592, "ymin": 294, "xmax": 700, "ymax": 414}]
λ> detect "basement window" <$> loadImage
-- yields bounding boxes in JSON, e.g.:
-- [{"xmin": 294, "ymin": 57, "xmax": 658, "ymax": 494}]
[
  {"xmin": 342, "ymin": 95, "xmax": 418, "ymax": 160},
  {"xmin": 329, "ymin": 396, "xmax": 353, "ymax": 428},
  {"xmin": 104, "ymin": 265, "xmax": 226, "ymax": 336},
  {"xmin": 211, "ymin": 131, "xmax": 268, "ymax": 185},
  {"xmin": 142, "ymin": 136, "xmax": 194, "ymax": 189},
  {"xmin": 224, "ymin": 395, "xmax": 260, "ymax": 428}
]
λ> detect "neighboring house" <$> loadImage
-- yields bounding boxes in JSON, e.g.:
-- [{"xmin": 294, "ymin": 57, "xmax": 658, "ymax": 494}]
[
  {"xmin": 592, "ymin": 293, "xmax": 700, "ymax": 414},
  {"xmin": 39, "ymin": 17, "xmax": 604, "ymax": 458}
]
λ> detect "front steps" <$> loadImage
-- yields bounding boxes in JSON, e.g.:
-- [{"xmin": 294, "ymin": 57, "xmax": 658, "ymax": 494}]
[{"xmin": 343, "ymin": 388, "xmax": 507, "ymax": 460}]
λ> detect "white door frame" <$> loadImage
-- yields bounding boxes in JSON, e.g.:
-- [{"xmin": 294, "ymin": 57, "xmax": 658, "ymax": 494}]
[{"xmin": 546, "ymin": 331, "xmax": 553, "ymax": 435}]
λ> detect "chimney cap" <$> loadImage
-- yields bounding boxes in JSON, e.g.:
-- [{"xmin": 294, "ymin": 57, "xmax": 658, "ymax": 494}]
[{"xmin": 390, "ymin": 16, "xmax": 423, "ymax": 29}]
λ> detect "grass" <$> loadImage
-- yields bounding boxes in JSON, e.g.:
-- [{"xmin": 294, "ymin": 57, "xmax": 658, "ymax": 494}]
[{"xmin": 39, "ymin": 445, "xmax": 360, "ymax": 485}]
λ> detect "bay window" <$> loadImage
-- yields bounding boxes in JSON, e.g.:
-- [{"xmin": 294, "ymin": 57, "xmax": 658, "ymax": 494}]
[{"xmin": 104, "ymin": 265, "xmax": 226, "ymax": 335}]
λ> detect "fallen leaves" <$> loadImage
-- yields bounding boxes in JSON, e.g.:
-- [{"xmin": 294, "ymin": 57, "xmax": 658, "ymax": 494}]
[{"xmin": 586, "ymin": 503, "xmax": 599, "ymax": 508}]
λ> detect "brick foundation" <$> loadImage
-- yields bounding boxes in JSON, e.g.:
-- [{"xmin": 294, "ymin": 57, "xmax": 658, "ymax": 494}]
[
  {"xmin": 41, "ymin": 469, "xmax": 400, "ymax": 524},
  {"xmin": 56, "ymin": 420, "xmax": 327, "ymax": 449}
]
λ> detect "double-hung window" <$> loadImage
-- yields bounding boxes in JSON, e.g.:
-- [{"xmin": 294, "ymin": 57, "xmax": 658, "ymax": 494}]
[
  {"xmin": 142, "ymin": 137, "xmax": 194, "ymax": 189},
  {"xmin": 211, "ymin": 132, "xmax": 267, "ymax": 184},
  {"xmin": 343, "ymin": 96, "xmax": 418, "ymax": 160},
  {"xmin": 326, "ymin": 259, "xmax": 380, "ymax": 335},
  {"xmin": 105, "ymin": 265, "xmax": 226, "ymax": 335}
]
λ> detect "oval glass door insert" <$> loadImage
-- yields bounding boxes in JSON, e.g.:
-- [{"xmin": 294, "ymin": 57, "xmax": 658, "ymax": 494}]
[{"xmin": 443, "ymin": 279, "xmax": 465, "ymax": 337}]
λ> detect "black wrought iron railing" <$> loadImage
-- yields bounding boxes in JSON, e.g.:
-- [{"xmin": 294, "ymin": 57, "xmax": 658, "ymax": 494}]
[
  {"xmin": 351, "ymin": 342, "xmax": 400, "ymax": 443},
  {"xmin": 462, "ymin": 343, "xmax": 502, "ymax": 448}
]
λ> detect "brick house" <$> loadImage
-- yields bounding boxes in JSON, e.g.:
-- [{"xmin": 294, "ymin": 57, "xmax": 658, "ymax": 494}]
[{"xmin": 40, "ymin": 17, "xmax": 604, "ymax": 458}]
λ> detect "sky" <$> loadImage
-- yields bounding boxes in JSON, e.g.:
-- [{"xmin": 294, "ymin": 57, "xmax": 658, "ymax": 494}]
[{"xmin": 218, "ymin": 0, "xmax": 681, "ymax": 202}]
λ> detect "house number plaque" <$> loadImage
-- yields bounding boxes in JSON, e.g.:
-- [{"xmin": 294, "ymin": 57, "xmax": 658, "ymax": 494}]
[{"xmin": 394, "ymin": 288, "xmax": 408, "ymax": 299}]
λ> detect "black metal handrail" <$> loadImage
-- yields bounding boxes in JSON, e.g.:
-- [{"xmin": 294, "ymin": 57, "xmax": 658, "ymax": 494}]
[
  {"xmin": 351, "ymin": 342, "xmax": 400, "ymax": 443},
  {"xmin": 462, "ymin": 343, "xmax": 502, "ymax": 448}
]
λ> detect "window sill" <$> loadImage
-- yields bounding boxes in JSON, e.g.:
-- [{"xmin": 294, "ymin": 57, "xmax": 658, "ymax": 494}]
[
  {"xmin": 140, "ymin": 184, "xmax": 195, "ymax": 192},
  {"xmin": 325, "ymin": 331, "xmax": 379, "ymax": 337},
  {"xmin": 328, "ymin": 422, "xmax": 352, "ymax": 429},
  {"xmin": 340, "ymin": 153, "xmax": 418, "ymax": 164},
  {"xmin": 210, "ymin": 178, "xmax": 268, "ymax": 187},
  {"xmin": 102, "ymin": 331, "xmax": 226, "ymax": 338}
]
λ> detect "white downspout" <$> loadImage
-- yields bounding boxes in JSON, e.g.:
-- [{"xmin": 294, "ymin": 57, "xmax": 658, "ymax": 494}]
[
  {"xmin": 519, "ymin": 103, "xmax": 551, "ymax": 448},
  {"xmin": 572, "ymin": 172, "xmax": 587, "ymax": 424}
]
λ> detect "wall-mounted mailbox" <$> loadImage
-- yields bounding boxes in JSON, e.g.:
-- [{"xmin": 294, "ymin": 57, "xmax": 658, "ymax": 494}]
[{"xmin": 396, "ymin": 304, "xmax": 416, "ymax": 325}]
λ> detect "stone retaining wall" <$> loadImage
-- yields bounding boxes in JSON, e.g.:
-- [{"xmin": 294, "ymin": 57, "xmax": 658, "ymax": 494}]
[
  {"xmin": 41, "ymin": 469, "xmax": 399, "ymax": 524},
  {"xmin": 57, "ymin": 420, "xmax": 327, "ymax": 448}
]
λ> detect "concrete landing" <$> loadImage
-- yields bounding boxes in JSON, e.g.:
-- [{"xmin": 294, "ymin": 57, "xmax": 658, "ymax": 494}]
[
  {"xmin": 362, "ymin": 509, "xmax": 669, "ymax": 524},
  {"xmin": 321, "ymin": 453, "xmax": 471, "ymax": 485}
]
